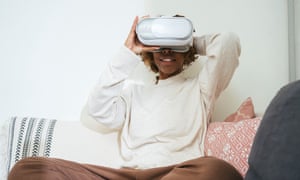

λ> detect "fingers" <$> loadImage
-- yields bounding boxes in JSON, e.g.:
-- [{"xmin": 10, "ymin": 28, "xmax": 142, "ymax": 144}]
[
  {"xmin": 141, "ymin": 15, "xmax": 150, "ymax": 19},
  {"xmin": 141, "ymin": 46, "xmax": 160, "ymax": 52},
  {"xmin": 133, "ymin": 44, "xmax": 159, "ymax": 55},
  {"xmin": 129, "ymin": 16, "xmax": 139, "ymax": 39},
  {"xmin": 124, "ymin": 16, "xmax": 139, "ymax": 50},
  {"xmin": 124, "ymin": 15, "xmax": 159, "ymax": 55}
]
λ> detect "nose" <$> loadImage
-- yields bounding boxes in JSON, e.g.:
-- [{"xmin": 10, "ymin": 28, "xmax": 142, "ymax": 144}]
[{"xmin": 161, "ymin": 48, "xmax": 172, "ymax": 54}]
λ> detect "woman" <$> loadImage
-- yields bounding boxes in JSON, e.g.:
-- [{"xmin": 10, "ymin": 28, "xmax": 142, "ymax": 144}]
[{"xmin": 8, "ymin": 16, "xmax": 242, "ymax": 180}]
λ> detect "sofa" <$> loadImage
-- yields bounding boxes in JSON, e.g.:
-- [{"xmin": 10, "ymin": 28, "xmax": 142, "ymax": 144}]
[{"xmin": 0, "ymin": 97, "xmax": 261, "ymax": 180}]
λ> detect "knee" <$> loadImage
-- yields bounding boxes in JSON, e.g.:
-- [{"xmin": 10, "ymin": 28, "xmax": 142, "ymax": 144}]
[
  {"xmin": 276, "ymin": 80, "xmax": 300, "ymax": 110},
  {"xmin": 8, "ymin": 157, "xmax": 54, "ymax": 180},
  {"xmin": 255, "ymin": 80, "xmax": 300, "ymax": 141},
  {"xmin": 200, "ymin": 157, "xmax": 243, "ymax": 180},
  {"xmin": 180, "ymin": 156, "xmax": 243, "ymax": 180},
  {"xmin": 245, "ymin": 80, "xmax": 300, "ymax": 180}
]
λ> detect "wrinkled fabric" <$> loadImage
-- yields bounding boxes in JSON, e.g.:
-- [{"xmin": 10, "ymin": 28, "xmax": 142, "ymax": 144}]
[
  {"xmin": 245, "ymin": 80, "xmax": 300, "ymax": 180},
  {"xmin": 8, "ymin": 156, "xmax": 243, "ymax": 180},
  {"xmin": 88, "ymin": 33, "xmax": 241, "ymax": 168}
]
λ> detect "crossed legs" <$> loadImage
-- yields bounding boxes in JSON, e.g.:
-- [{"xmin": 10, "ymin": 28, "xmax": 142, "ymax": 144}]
[{"xmin": 8, "ymin": 156, "xmax": 242, "ymax": 180}]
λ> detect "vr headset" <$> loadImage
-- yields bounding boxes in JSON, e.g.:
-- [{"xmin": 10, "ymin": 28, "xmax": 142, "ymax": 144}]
[{"xmin": 136, "ymin": 16, "xmax": 194, "ymax": 52}]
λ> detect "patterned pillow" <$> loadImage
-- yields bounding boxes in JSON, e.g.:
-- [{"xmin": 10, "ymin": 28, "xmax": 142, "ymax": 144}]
[
  {"xmin": 205, "ymin": 117, "xmax": 261, "ymax": 177},
  {"xmin": 224, "ymin": 97, "xmax": 255, "ymax": 122},
  {"xmin": 2, "ymin": 117, "xmax": 57, "ymax": 179}
]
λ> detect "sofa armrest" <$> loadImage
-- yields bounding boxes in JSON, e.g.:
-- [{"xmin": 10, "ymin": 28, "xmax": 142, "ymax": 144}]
[
  {"xmin": 0, "ymin": 119, "xmax": 10, "ymax": 180},
  {"xmin": 0, "ymin": 116, "xmax": 122, "ymax": 180}
]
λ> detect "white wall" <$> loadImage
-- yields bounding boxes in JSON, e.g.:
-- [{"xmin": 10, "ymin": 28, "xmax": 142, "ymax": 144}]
[
  {"xmin": 0, "ymin": 0, "xmax": 144, "ymax": 124},
  {"xmin": 144, "ymin": 0, "xmax": 289, "ymax": 121},
  {"xmin": 0, "ymin": 0, "xmax": 291, "ymax": 124},
  {"xmin": 295, "ymin": 0, "xmax": 300, "ymax": 79}
]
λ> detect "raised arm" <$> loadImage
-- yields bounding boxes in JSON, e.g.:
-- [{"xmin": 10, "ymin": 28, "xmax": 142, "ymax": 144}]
[
  {"xmin": 195, "ymin": 32, "xmax": 241, "ymax": 115},
  {"xmin": 87, "ymin": 16, "xmax": 158, "ymax": 129}
]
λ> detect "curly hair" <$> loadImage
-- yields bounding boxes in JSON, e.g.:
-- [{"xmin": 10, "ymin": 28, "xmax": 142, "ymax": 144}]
[{"xmin": 141, "ymin": 47, "xmax": 198, "ymax": 73}]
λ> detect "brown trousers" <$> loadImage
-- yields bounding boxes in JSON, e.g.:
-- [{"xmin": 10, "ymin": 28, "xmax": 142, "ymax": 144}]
[{"xmin": 8, "ymin": 156, "xmax": 243, "ymax": 180}]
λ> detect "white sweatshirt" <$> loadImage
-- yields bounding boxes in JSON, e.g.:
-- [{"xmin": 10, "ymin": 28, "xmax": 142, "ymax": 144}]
[{"xmin": 88, "ymin": 32, "xmax": 241, "ymax": 169}]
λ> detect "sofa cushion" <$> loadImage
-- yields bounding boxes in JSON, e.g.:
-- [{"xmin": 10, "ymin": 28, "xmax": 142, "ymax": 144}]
[
  {"xmin": 205, "ymin": 117, "xmax": 261, "ymax": 177},
  {"xmin": 1, "ymin": 117, "xmax": 57, "ymax": 179},
  {"xmin": 205, "ymin": 97, "xmax": 261, "ymax": 177},
  {"xmin": 224, "ymin": 97, "xmax": 256, "ymax": 122},
  {"xmin": 1, "ymin": 116, "xmax": 123, "ymax": 179}
]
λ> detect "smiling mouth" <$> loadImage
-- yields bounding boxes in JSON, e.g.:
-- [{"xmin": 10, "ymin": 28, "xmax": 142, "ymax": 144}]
[{"xmin": 160, "ymin": 58, "xmax": 176, "ymax": 62}]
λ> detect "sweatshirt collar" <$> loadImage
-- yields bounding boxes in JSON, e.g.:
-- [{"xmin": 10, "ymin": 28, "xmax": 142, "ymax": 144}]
[{"xmin": 154, "ymin": 72, "xmax": 186, "ymax": 85}]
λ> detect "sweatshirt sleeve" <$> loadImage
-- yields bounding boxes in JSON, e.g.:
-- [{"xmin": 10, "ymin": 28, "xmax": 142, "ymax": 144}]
[
  {"xmin": 195, "ymin": 32, "xmax": 241, "ymax": 116},
  {"xmin": 87, "ymin": 45, "xmax": 141, "ymax": 129}
]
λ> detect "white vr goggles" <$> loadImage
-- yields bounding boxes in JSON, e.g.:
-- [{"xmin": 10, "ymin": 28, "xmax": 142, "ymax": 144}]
[{"xmin": 136, "ymin": 16, "xmax": 194, "ymax": 52}]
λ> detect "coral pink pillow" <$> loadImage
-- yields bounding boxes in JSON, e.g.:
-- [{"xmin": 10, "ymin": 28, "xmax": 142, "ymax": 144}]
[
  {"xmin": 205, "ymin": 97, "xmax": 261, "ymax": 177},
  {"xmin": 224, "ymin": 97, "xmax": 255, "ymax": 122},
  {"xmin": 205, "ymin": 117, "xmax": 261, "ymax": 177}
]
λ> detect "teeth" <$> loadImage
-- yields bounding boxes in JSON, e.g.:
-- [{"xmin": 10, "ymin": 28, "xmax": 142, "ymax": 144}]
[{"xmin": 160, "ymin": 58, "xmax": 174, "ymax": 62}]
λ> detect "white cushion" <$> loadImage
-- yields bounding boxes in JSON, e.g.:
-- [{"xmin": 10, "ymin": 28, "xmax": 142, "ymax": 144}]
[
  {"xmin": 1, "ymin": 114, "xmax": 123, "ymax": 179},
  {"xmin": 0, "ymin": 119, "xmax": 10, "ymax": 180}
]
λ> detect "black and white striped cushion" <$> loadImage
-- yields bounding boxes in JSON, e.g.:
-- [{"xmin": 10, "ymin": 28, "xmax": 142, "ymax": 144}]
[{"xmin": 6, "ymin": 117, "xmax": 57, "ymax": 173}]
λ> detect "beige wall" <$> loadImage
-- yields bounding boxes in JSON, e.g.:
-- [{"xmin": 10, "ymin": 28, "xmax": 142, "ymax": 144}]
[{"xmin": 144, "ymin": 0, "xmax": 289, "ymax": 121}]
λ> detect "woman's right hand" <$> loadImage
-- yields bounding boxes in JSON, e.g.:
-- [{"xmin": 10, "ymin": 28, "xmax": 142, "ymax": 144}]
[{"xmin": 124, "ymin": 16, "xmax": 159, "ymax": 55}]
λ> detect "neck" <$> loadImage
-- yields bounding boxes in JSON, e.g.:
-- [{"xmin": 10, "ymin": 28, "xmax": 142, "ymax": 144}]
[{"xmin": 158, "ymin": 69, "xmax": 183, "ymax": 80}]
